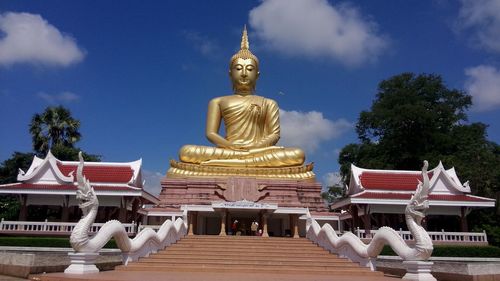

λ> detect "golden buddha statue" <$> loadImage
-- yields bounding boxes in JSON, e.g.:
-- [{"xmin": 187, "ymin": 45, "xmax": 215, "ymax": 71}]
[{"xmin": 168, "ymin": 26, "xmax": 314, "ymax": 180}]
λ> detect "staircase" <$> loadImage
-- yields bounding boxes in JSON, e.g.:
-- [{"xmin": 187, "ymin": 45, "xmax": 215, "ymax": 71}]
[{"xmin": 116, "ymin": 235, "xmax": 383, "ymax": 276}]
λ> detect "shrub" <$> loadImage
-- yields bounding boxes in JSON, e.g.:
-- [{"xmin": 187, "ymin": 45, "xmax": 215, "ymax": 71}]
[
  {"xmin": 380, "ymin": 245, "xmax": 500, "ymax": 257},
  {"xmin": 0, "ymin": 237, "xmax": 117, "ymax": 248}
]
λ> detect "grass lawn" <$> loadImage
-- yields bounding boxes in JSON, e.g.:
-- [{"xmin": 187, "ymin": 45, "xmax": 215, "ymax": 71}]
[
  {"xmin": 380, "ymin": 245, "xmax": 500, "ymax": 257},
  {"xmin": 0, "ymin": 237, "xmax": 117, "ymax": 248}
]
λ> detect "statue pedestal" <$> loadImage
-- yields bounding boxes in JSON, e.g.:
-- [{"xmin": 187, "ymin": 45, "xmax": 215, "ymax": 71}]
[
  {"xmin": 402, "ymin": 261, "xmax": 437, "ymax": 281},
  {"xmin": 64, "ymin": 252, "xmax": 99, "ymax": 274},
  {"xmin": 159, "ymin": 177, "xmax": 327, "ymax": 212}
]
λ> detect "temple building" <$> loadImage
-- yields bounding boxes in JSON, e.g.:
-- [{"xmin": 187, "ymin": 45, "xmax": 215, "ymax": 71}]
[
  {"xmin": 0, "ymin": 151, "xmax": 158, "ymax": 224},
  {"xmin": 331, "ymin": 162, "xmax": 495, "ymax": 233}
]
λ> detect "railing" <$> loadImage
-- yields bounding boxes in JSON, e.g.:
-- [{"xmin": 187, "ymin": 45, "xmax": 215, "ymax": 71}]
[
  {"xmin": 353, "ymin": 227, "xmax": 488, "ymax": 243},
  {"xmin": 137, "ymin": 224, "xmax": 161, "ymax": 232},
  {"xmin": 0, "ymin": 219, "xmax": 136, "ymax": 236}
]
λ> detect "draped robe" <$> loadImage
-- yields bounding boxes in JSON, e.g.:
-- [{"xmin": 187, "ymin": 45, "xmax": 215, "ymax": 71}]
[{"xmin": 179, "ymin": 95, "xmax": 304, "ymax": 167}]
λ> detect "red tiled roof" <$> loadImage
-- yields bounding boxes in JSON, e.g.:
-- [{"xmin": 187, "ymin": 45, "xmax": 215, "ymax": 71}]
[
  {"xmin": 57, "ymin": 163, "xmax": 134, "ymax": 184},
  {"xmin": 1, "ymin": 183, "xmax": 137, "ymax": 192},
  {"xmin": 359, "ymin": 171, "xmax": 434, "ymax": 191},
  {"xmin": 353, "ymin": 192, "xmax": 492, "ymax": 202}
]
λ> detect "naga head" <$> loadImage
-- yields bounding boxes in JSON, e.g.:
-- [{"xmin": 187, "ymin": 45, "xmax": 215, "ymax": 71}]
[
  {"xmin": 76, "ymin": 151, "xmax": 98, "ymax": 215},
  {"xmin": 406, "ymin": 160, "xmax": 430, "ymax": 225}
]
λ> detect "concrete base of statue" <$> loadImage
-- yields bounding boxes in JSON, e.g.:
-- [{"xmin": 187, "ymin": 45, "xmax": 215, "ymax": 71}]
[
  {"xmin": 159, "ymin": 176, "xmax": 327, "ymax": 212},
  {"xmin": 64, "ymin": 252, "xmax": 99, "ymax": 274},
  {"xmin": 168, "ymin": 160, "xmax": 315, "ymax": 180},
  {"xmin": 402, "ymin": 261, "xmax": 437, "ymax": 281}
]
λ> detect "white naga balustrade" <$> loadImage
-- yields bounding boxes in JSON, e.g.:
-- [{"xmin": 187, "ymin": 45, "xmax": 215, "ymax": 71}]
[
  {"xmin": 307, "ymin": 161, "xmax": 438, "ymax": 281},
  {"xmin": 353, "ymin": 228, "xmax": 488, "ymax": 244},
  {"xmin": 63, "ymin": 152, "xmax": 189, "ymax": 274},
  {"xmin": 0, "ymin": 219, "xmax": 136, "ymax": 235}
]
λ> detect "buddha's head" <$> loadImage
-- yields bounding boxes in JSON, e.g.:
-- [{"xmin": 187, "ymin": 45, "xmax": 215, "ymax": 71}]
[{"xmin": 230, "ymin": 26, "xmax": 259, "ymax": 95}]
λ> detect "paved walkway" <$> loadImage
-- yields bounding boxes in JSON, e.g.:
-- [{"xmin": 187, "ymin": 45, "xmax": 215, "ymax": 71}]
[
  {"xmin": 32, "ymin": 271, "xmax": 400, "ymax": 281},
  {"xmin": 0, "ymin": 275, "xmax": 28, "ymax": 281}
]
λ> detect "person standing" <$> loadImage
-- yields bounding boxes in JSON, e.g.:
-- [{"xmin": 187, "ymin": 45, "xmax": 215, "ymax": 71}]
[
  {"xmin": 251, "ymin": 220, "xmax": 258, "ymax": 236},
  {"xmin": 231, "ymin": 220, "xmax": 238, "ymax": 235}
]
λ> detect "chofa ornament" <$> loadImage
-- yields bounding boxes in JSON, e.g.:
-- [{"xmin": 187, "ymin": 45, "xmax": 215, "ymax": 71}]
[
  {"xmin": 306, "ymin": 160, "xmax": 434, "ymax": 269},
  {"xmin": 66, "ymin": 152, "xmax": 188, "ymax": 274}
]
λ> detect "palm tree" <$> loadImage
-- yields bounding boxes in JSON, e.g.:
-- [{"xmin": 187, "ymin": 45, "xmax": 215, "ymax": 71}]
[{"xmin": 29, "ymin": 106, "xmax": 81, "ymax": 155}]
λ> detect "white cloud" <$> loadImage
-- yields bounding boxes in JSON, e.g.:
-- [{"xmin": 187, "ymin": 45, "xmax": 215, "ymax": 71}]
[
  {"xmin": 37, "ymin": 91, "xmax": 80, "ymax": 104},
  {"xmin": 323, "ymin": 171, "xmax": 342, "ymax": 187},
  {"xmin": 457, "ymin": 0, "xmax": 500, "ymax": 53},
  {"xmin": 279, "ymin": 109, "xmax": 352, "ymax": 153},
  {"xmin": 465, "ymin": 65, "xmax": 500, "ymax": 112},
  {"xmin": 249, "ymin": 0, "xmax": 388, "ymax": 66},
  {"xmin": 0, "ymin": 12, "xmax": 85, "ymax": 66},
  {"xmin": 142, "ymin": 170, "xmax": 164, "ymax": 196},
  {"xmin": 183, "ymin": 31, "xmax": 220, "ymax": 58}
]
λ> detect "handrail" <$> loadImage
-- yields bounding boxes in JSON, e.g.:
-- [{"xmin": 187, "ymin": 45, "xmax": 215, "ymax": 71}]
[
  {"xmin": 0, "ymin": 219, "xmax": 136, "ymax": 236},
  {"xmin": 352, "ymin": 227, "xmax": 488, "ymax": 243}
]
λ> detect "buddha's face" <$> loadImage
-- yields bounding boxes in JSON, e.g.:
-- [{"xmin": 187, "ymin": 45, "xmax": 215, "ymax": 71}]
[{"xmin": 230, "ymin": 58, "xmax": 259, "ymax": 95}]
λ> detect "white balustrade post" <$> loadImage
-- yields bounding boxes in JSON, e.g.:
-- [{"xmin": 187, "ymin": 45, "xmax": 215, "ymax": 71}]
[
  {"xmin": 65, "ymin": 253, "xmax": 99, "ymax": 274},
  {"xmin": 402, "ymin": 261, "xmax": 437, "ymax": 281},
  {"xmin": 441, "ymin": 229, "xmax": 445, "ymax": 242},
  {"xmin": 43, "ymin": 219, "xmax": 48, "ymax": 231}
]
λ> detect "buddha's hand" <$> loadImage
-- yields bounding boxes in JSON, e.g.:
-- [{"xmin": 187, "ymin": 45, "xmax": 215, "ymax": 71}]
[
  {"xmin": 228, "ymin": 145, "xmax": 249, "ymax": 152},
  {"xmin": 248, "ymin": 146, "xmax": 283, "ymax": 154}
]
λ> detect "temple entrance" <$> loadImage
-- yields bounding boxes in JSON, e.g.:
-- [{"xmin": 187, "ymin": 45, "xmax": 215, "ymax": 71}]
[
  {"xmin": 227, "ymin": 210, "xmax": 261, "ymax": 236},
  {"xmin": 184, "ymin": 202, "xmax": 310, "ymax": 237}
]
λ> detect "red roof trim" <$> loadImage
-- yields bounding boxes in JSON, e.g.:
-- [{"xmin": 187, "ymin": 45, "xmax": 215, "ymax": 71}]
[
  {"xmin": 56, "ymin": 163, "xmax": 134, "ymax": 184},
  {"xmin": 359, "ymin": 171, "xmax": 434, "ymax": 191},
  {"xmin": 353, "ymin": 192, "xmax": 493, "ymax": 202},
  {"xmin": 0, "ymin": 183, "xmax": 137, "ymax": 192}
]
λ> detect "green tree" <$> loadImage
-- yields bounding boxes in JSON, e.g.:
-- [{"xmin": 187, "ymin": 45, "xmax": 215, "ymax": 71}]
[
  {"xmin": 50, "ymin": 143, "xmax": 101, "ymax": 162},
  {"xmin": 352, "ymin": 72, "xmax": 472, "ymax": 171},
  {"xmin": 29, "ymin": 106, "xmax": 81, "ymax": 156},
  {"xmin": 336, "ymin": 72, "xmax": 500, "ymax": 244},
  {"xmin": 28, "ymin": 106, "xmax": 100, "ymax": 161},
  {"xmin": 0, "ymin": 152, "xmax": 34, "ymax": 184},
  {"xmin": 321, "ymin": 185, "xmax": 345, "ymax": 204},
  {"xmin": 0, "ymin": 152, "xmax": 33, "ymax": 220}
]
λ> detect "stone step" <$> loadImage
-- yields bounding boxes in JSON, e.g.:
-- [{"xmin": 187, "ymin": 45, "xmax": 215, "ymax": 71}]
[
  {"xmin": 141, "ymin": 256, "xmax": 352, "ymax": 266},
  {"xmin": 181, "ymin": 236, "xmax": 310, "ymax": 241},
  {"xmin": 150, "ymin": 251, "xmax": 339, "ymax": 259},
  {"xmin": 116, "ymin": 264, "xmax": 382, "ymax": 276},
  {"xmin": 174, "ymin": 241, "xmax": 316, "ymax": 247},
  {"xmin": 172, "ymin": 242, "xmax": 317, "ymax": 249},
  {"xmin": 162, "ymin": 245, "xmax": 326, "ymax": 254},
  {"xmin": 150, "ymin": 252, "xmax": 336, "ymax": 260},
  {"xmin": 178, "ymin": 238, "xmax": 313, "ymax": 244},
  {"xmin": 173, "ymin": 242, "xmax": 313, "ymax": 247},
  {"xmin": 117, "ymin": 235, "xmax": 383, "ymax": 278}
]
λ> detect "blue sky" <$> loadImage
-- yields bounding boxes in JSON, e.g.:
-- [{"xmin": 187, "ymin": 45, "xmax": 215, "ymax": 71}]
[{"xmin": 1, "ymin": 0, "xmax": 500, "ymax": 195}]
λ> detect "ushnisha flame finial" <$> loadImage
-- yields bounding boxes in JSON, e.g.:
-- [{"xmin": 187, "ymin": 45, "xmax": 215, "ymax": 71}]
[
  {"xmin": 241, "ymin": 24, "xmax": 249, "ymax": 50},
  {"xmin": 230, "ymin": 25, "xmax": 259, "ymax": 67}
]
